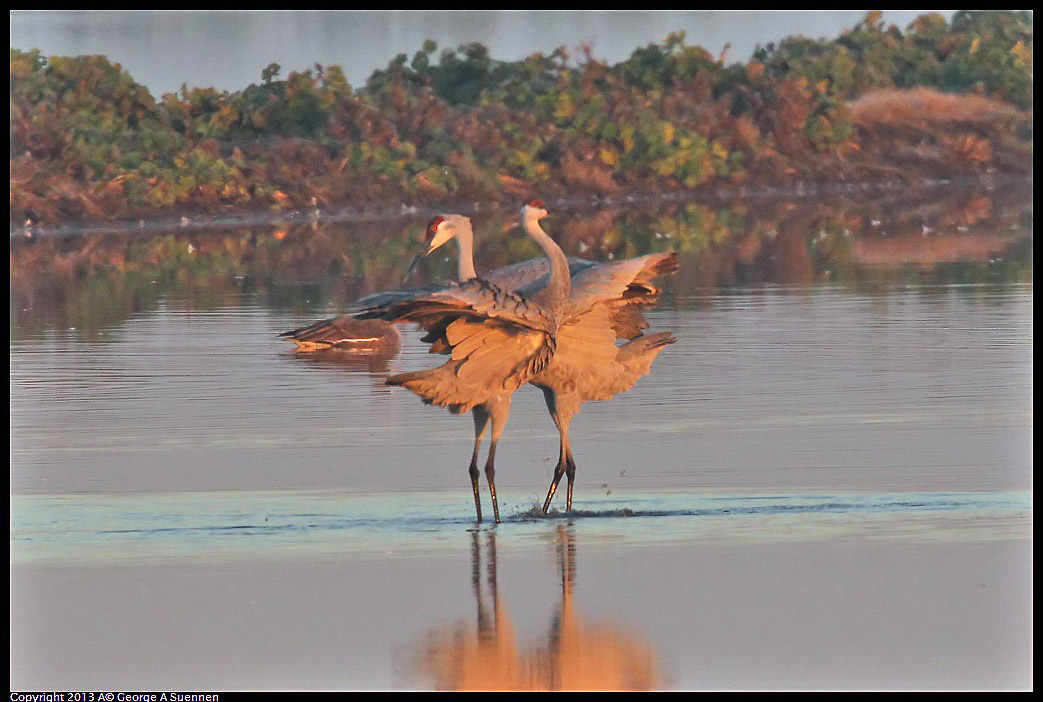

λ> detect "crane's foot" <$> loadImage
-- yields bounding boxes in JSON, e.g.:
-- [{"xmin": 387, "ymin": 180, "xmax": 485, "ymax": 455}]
[
  {"xmin": 542, "ymin": 484, "xmax": 560, "ymax": 514},
  {"xmin": 544, "ymin": 454, "xmax": 571, "ymax": 515}
]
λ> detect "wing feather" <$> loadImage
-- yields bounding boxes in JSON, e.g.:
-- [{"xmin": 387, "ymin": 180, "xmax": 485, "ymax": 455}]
[
  {"xmin": 357, "ymin": 278, "xmax": 554, "ymax": 334},
  {"xmin": 387, "ymin": 318, "xmax": 550, "ymax": 412},
  {"xmin": 563, "ymin": 252, "xmax": 678, "ymax": 318},
  {"xmin": 484, "ymin": 256, "xmax": 598, "ymax": 292}
]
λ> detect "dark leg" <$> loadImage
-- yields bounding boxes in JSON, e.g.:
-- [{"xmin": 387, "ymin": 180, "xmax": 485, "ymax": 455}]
[
  {"xmin": 542, "ymin": 441, "xmax": 567, "ymax": 514},
  {"xmin": 549, "ymin": 441, "xmax": 577, "ymax": 513},
  {"xmin": 485, "ymin": 445, "xmax": 499, "ymax": 524},
  {"xmin": 565, "ymin": 448, "xmax": 577, "ymax": 512},
  {"xmin": 485, "ymin": 397, "xmax": 512, "ymax": 524},
  {"xmin": 470, "ymin": 407, "xmax": 490, "ymax": 523},
  {"xmin": 541, "ymin": 389, "xmax": 569, "ymax": 514}
]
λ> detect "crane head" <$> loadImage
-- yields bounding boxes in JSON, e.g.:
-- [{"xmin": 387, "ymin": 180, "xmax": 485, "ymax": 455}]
[
  {"xmin": 403, "ymin": 215, "xmax": 468, "ymax": 283},
  {"xmin": 425, "ymin": 215, "xmax": 456, "ymax": 251},
  {"xmin": 520, "ymin": 198, "xmax": 549, "ymax": 222}
]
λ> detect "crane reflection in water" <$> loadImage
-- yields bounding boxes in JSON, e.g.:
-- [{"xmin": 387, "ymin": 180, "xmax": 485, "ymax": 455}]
[{"xmin": 411, "ymin": 525, "xmax": 663, "ymax": 691}]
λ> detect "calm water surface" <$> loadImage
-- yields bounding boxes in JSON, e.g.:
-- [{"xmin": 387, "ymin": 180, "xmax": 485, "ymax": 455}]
[{"xmin": 9, "ymin": 190, "xmax": 1033, "ymax": 690}]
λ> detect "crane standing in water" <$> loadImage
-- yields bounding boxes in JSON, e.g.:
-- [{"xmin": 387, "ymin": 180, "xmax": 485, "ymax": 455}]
[
  {"xmin": 281, "ymin": 214, "xmax": 608, "ymax": 522},
  {"xmin": 358, "ymin": 200, "xmax": 676, "ymax": 522}
]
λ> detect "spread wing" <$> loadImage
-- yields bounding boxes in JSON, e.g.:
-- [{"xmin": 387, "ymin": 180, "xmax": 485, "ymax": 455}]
[
  {"xmin": 351, "ymin": 283, "xmax": 448, "ymax": 311},
  {"xmin": 531, "ymin": 303, "xmax": 675, "ymax": 415},
  {"xmin": 529, "ymin": 304, "xmax": 621, "ymax": 401},
  {"xmin": 483, "ymin": 256, "xmax": 598, "ymax": 292},
  {"xmin": 559, "ymin": 252, "xmax": 678, "ymax": 319},
  {"xmin": 386, "ymin": 318, "xmax": 552, "ymax": 413},
  {"xmin": 356, "ymin": 277, "xmax": 557, "ymax": 335},
  {"xmin": 278, "ymin": 283, "xmax": 444, "ymax": 348}
]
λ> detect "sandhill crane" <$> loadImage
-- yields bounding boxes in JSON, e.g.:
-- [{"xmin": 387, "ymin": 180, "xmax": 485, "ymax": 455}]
[
  {"xmin": 358, "ymin": 200, "xmax": 677, "ymax": 522},
  {"xmin": 280, "ymin": 214, "xmax": 601, "ymax": 351},
  {"xmin": 281, "ymin": 211, "xmax": 659, "ymax": 520},
  {"xmin": 280, "ymin": 214, "xmax": 611, "ymax": 522}
]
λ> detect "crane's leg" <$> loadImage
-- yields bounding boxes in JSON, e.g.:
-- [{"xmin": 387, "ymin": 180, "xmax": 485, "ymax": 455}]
[
  {"xmin": 542, "ymin": 425, "xmax": 571, "ymax": 513},
  {"xmin": 540, "ymin": 389, "xmax": 563, "ymax": 513},
  {"xmin": 484, "ymin": 397, "xmax": 512, "ymax": 524},
  {"xmin": 564, "ymin": 445, "xmax": 577, "ymax": 512},
  {"xmin": 469, "ymin": 407, "xmax": 491, "ymax": 523},
  {"xmin": 541, "ymin": 390, "xmax": 573, "ymax": 514},
  {"xmin": 544, "ymin": 425, "xmax": 578, "ymax": 512}
]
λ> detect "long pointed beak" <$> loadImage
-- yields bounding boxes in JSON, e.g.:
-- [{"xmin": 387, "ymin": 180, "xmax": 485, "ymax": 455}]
[{"xmin": 402, "ymin": 246, "xmax": 431, "ymax": 285}]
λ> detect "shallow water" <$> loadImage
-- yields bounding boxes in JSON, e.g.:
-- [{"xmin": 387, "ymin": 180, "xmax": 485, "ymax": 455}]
[
  {"xmin": 10, "ymin": 489, "xmax": 1032, "ymax": 567},
  {"xmin": 9, "ymin": 189, "xmax": 1033, "ymax": 690}
]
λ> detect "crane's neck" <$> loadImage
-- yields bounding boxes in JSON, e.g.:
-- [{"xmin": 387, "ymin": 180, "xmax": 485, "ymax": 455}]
[
  {"xmin": 522, "ymin": 213, "xmax": 571, "ymax": 306},
  {"xmin": 454, "ymin": 222, "xmax": 478, "ymax": 281}
]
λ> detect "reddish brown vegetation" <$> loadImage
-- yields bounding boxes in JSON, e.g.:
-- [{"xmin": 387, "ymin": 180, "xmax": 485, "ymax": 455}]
[{"xmin": 843, "ymin": 88, "xmax": 1031, "ymax": 180}]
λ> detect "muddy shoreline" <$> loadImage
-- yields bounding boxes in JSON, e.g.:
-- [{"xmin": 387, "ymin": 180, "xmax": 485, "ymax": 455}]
[{"xmin": 12, "ymin": 175, "xmax": 1031, "ymax": 239}]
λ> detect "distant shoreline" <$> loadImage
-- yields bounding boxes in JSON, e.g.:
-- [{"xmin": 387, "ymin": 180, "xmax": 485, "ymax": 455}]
[
  {"xmin": 11, "ymin": 12, "xmax": 1033, "ymax": 230},
  {"xmin": 11, "ymin": 174, "xmax": 1032, "ymax": 239}
]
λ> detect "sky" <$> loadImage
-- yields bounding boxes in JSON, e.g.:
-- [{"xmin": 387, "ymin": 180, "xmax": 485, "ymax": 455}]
[{"xmin": 11, "ymin": 10, "xmax": 954, "ymax": 95}]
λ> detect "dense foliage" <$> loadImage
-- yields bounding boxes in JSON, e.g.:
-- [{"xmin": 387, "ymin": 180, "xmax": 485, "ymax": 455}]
[{"xmin": 10, "ymin": 11, "xmax": 1033, "ymax": 226}]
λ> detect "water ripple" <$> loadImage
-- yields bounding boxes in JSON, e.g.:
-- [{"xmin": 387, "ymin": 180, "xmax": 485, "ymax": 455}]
[{"xmin": 10, "ymin": 489, "xmax": 1030, "ymax": 565}]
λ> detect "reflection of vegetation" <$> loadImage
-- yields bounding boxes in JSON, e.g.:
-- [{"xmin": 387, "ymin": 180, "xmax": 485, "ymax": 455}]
[
  {"xmin": 10, "ymin": 189, "xmax": 1032, "ymax": 340},
  {"xmin": 10, "ymin": 11, "xmax": 1033, "ymax": 227}
]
